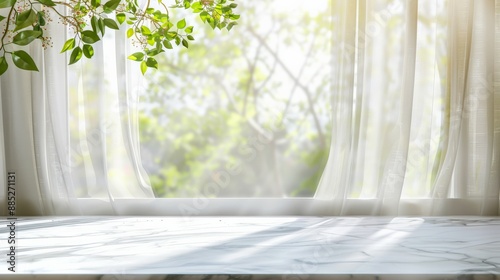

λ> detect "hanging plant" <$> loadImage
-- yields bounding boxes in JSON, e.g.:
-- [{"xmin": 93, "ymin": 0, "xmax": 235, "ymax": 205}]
[{"xmin": 0, "ymin": 0, "xmax": 239, "ymax": 75}]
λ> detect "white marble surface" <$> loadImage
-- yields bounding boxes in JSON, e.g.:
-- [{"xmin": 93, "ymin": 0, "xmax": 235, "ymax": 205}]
[{"xmin": 1, "ymin": 216, "xmax": 500, "ymax": 279}]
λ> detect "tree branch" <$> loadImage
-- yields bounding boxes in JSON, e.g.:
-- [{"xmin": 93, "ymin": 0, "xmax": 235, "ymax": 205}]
[{"xmin": 247, "ymin": 26, "xmax": 326, "ymax": 148}]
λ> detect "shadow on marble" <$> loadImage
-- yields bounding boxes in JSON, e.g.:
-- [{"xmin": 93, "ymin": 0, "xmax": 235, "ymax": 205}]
[{"xmin": 1, "ymin": 217, "xmax": 500, "ymax": 276}]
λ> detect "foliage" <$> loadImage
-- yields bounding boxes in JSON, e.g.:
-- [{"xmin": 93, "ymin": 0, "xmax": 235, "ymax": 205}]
[{"xmin": 0, "ymin": 0, "xmax": 239, "ymax": 75}]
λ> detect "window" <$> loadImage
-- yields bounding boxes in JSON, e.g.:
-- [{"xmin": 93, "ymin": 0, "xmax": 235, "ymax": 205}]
[
  {"xmin": 68, "ymin": 0, "xmax": 333, "ymax": 201},
  {"xmin": 138, "ymin": 0, "xmax": 332, "ymax": 198}
]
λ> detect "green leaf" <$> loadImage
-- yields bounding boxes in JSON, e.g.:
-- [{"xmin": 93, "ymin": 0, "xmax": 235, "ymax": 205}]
[
  {"xmin": 14, "ymin": 9, "xmax": 37, "ymax": 32},
  {"xmin": 127, "ymin": 28, "xmax": 134, "ymax": 38},
  {"xmin": 141, "ymin": 25, "xmax": 151, "ymax": 35},
  {"xmin": 199, "ymin": 11, "xmax": 209, "ymax": 22},
  {"xmin": 187, "ymin": 35, "xmax": 194, "ymax": 40},
  {"xmin": 161, "ymin": 21, "xmax": 173, "ymax": 30},
  {"xmin": 166, "ymin": 32, "xmax": 176, "ymax": 40},
  {"xmin": 181, "ymin": 39, "xmax": 188, "ymax": 48},
  {"xmin": 12, "ymin": 30, "xmax": 42, "ymax": 46},
  {"xmin": 227, "ymin": 22, "xmax": 237, "ymax": 31},
  {"xmin": 60, "ymin": 38, "xmax": 75, "ymax": 53},
  {"xmin": 185, "ymin": 26, "xmax": 193, "ymax": 33},
  {"xmin": 177, "ymin": 18, "xmax": 186, "ymax": 29},
  {"xmin": 146, "ymin": 47, "xmax": 162, "ymax": 56},
  {"xmin": 191, "ymin": 1, "xmax": 202, "ymax": 12},
  {"xmin": 207, "ymin": 17, "xmax": 216, "ymax": 29},
  {"xmin": 103, "ymin": 0, "xmax": 120, "ymax": 13},
  {"xmin": 82, "ymin": 44, "xmax": 94, "ymax": 58},
  {"xmin": 91, "ymin": 16, "xmax": 99, "ymax": 34},
  {"xmin": 37, "ymin": 11, "xmax": 46, "ymax": 26},
  {"xmin": 81, "ymin": 30, "xmax": 100, "ymax": 44},
  {"xmin": 37, "ymin": 0, "xmax": 56, "ymax": 6},
  {"xmin": 116, "ymin": 13, "xmax": 126, "ymax": 24},
  {"xmin": 103, "ymin": 18, "xmax": 119, "ymax": 30},
  {"xmin": 11, "ymin": 50, "xmax": 38, "ymax": 71},
  {"xmin": 191, "ymin": 2, "xmax": 202, "ymax": 8},
  {"xmin": 127, "ymin": 52, "xmax": 144, "ymax": 61},
  {"xmin": 217, "ymin": 22, "xmax": 226, "ymax": 29},
  {"xmin": 146, "ymin": 57, "xmax": 158, "ymax": 69},
  {"xmin": 0, "ymin": 15, "xmax": 5, "ymax": 22},
  {"xmin": 98, "ymin": 18, "xmax": 105, "ymax": 36},
  {"xmin": 158, "ymin": 13, "xmax": 169, "ymax": 23},
  {"xmin": 32, "ymin": 24, "xmax": 43, "ymax": 35},
  {"xmin": 0, "ymin": 57, "xmax": 8, "ymax": 76},
  {"xmin": 69, "ymin": 47, "xmax": 82, "ymax": 65},
  {"xmin": 91, "ymin": 0, "xmax": 100, "ymax": 7},
  {"xmin": 0, "ymin": 0, "xmax": 15, "ymax": 8},
  {"xmin": 140, "ymin": 60, "xmax": 147, "ymax": 75},
  {"xmin": 127, "ymin": 3, "xmax": 137, "ymax": 13},
  {"xmin": 163, "ymin": 40, "xmax": 172, "ymax": 49}
]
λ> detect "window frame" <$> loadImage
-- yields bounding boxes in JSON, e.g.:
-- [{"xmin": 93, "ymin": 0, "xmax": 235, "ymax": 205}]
[{"xmin": 75, "ymin": 197, "xmax": 491, "ymax": 216}]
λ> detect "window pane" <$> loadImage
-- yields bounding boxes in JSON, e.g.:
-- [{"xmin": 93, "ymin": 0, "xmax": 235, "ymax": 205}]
[{"xmin": 139, "ymin": 0, "xmax": 332, "ymax": 197}]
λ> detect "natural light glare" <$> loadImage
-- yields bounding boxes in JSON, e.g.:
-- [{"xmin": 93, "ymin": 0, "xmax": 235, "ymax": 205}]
[
  {"xmin": 137, "ymin": 0, "xmax": 332, "ymax": 198},
  {"xmin": 274, "ymin": 0, "xmax": 328, "ymax": 16}
]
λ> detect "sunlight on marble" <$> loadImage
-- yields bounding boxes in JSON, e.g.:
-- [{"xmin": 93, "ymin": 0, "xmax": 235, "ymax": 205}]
[{"xmin": 0, "ymin": 216, "xmax": 499, "ymax": 279}]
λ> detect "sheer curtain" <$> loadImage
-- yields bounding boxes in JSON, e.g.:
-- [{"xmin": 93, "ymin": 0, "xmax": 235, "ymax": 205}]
[
  {"xmin": 315, "ymin": 0, "xmax": 500, "ymax": 216},
  {"xmin": 0, "ymin": 7, "xmax": 154, "ymax": 216}
]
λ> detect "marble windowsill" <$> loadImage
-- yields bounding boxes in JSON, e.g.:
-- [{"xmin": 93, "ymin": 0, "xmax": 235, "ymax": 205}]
[{"xmin": 1, "ymin": 216, "xmax": 499, "ymax": 279}]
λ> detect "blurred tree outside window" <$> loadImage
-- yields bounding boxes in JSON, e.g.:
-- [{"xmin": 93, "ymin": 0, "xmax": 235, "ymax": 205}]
[{"xmin": 139, "ymin": 0, "xmax": 333, "ymax": 198}]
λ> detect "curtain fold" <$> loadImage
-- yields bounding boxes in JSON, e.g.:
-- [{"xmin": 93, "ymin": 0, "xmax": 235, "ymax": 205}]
[
  {"xmin": 65, "ymin": 25, "xmax": 156, "ymax": 210},
  {"xmin": 0, "ymin": 7, "xmax": 154, "ymax": 216},
  {"xmin": 114, "ymin": 29, "xmax": 156, "ymax": 198},
  {"xmin": 315, "ymin": 0, "xmax": 500, "ymax": 216},
  {"xmin": 1, "ymin": 59, "xmax": 44, "ymax": 215},
  {"xmin": 492, "ymin": 0, "xmax": 500, "ymax": 215}
]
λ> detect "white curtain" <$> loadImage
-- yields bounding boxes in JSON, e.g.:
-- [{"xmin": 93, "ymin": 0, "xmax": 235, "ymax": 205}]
[
  {"xmin": 315, "ymin": 0, "xmax": 500, "ymax": 216},
  {"xmin": 0, "ymin": 7, "xmax": 154, "ymax": 216}
]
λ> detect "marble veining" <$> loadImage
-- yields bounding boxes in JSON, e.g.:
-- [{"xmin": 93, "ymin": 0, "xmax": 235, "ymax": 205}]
[{"xmin": 0, "ymin": 216, "xmax": 499, "ymax": 279}]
